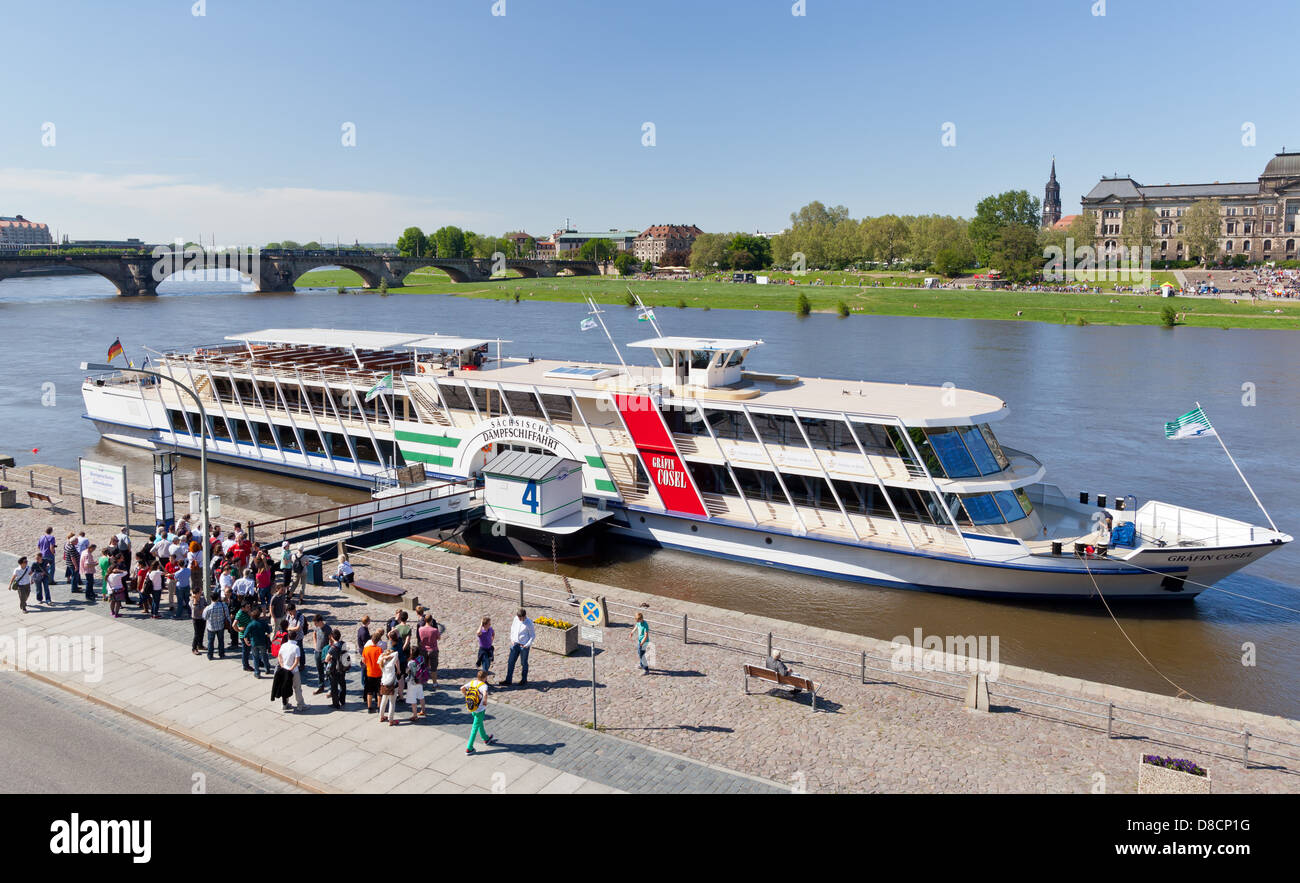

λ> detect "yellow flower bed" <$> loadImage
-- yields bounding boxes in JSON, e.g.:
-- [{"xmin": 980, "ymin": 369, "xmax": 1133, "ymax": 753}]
[{"xmin": 535, "ymin": 615, "xmax": 574, "ymax": 630}]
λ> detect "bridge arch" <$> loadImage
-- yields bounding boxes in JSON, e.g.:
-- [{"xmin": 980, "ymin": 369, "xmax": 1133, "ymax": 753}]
[
  {"xmin": 0, "ymin": 258, "xmax": 159, "ymax": 297},
  {"xmin": 283, "ymin": 260, "xmax": 384, "ymax": 290}
]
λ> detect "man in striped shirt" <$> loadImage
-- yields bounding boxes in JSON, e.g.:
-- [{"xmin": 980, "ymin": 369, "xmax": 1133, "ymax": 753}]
[{"xmin": 203, "ymin": 591, "xmax": 231, "ymax": 660}]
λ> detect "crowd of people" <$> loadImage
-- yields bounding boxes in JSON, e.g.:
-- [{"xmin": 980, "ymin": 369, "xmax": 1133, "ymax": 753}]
[{"xmin": 10, "ymin": 520, "xmax": 658, "ymax": 756}]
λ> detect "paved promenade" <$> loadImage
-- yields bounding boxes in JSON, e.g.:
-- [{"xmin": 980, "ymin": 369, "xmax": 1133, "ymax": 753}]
[
  {"xmin": 2, "ymin": 465, "xmax": 1298, "ymax": 793},
  {"xmin": 0, "ymin": 551, "xmax": 782, "ymax": 794}
]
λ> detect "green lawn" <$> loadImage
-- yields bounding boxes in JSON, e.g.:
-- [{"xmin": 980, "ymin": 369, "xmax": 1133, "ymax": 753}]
[{"xmin": 291, "ymin": 270, "xmax": 1297, "ymax": 329}]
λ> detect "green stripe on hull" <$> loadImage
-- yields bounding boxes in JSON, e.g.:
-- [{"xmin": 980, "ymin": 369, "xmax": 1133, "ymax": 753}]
[
  {"xmin": 395, "ymin": 429, "xmax": 460, "ymax": 448},
  {"xmin": 594, "ymin": 479, "xmax": 617, "ymax": 493},
  {"xmin": 401, "ymin": 450, "xmax": 455, "ymax": 467}
]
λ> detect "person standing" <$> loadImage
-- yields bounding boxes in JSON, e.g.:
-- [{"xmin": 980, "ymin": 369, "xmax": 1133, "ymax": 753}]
[
  {"xmin": 255, "ymin": 561, "xmax": 274, "ymax": 606},
  {"xmin": 376, "ymin": 635, "xmax": 400, "ymax": 725},
  {"xmin": 311, "ymin": 614, "xmax": 331, "ymax": 695},
  {"xmin": 460, "ymin": 669, "xmax": 495, "ymax": 755},
  {"xmin": 63, "ymin": 533, "xmax": 80, "ymax": 593},
  {"xmin": 37, "ymin": 527, "xmax": 57, "ymax": 588},
  {"xmin": 633, "ymin": 612, "xmax": 650, "ymax": 675},
  {"xmin": 203, "ymin": 590, "xmax": 230, "ymax": 660},
  {"xmin": 417, "ymin": 615, "xmax": 443, "ymax": 688},
  {"xmin": 278, "ymin": 541, "xmax": 293, "ymax": 587},
  {"xmin": 235, "ymin": 601, "xmax": 254, "ymax": 671},
  {"xmin": 475, "ymin": 616, "xmax": 495, "ymax": 681},
  {"xmin": 274, "ymin": 635, "xmax": 306, "ymax": 713},
  {"xmin": 106, "ymin": 564, "xmax": 126, "ymax": 618},
  {"xmin": 29, "ymin": 549, "xmax": 51, "ymax": 606},
  {"xmin": 289, "ymin": 549, "xmax": 306, "ymax": 602},
  {"xmin": 501, "ymin": 609, "xmax": 534, "ymax": 687},
  {"xmin": 9, "ymin": 556, "xmax": 33, "ymax": 613},
  {"xmin": 173, "ymin": 556, "xmax": 192, "ymax": 618},
  {"xmin": 190, "ymin": 586, "xmax": 207, "ymax": 655},
  {"xmin": 79, "ymin": 543, "xmax": 98, "ymax": 602},
  {"xmin": 147, "ymin": 562, "xmax": 165, "ymax": 618},
  {"xmin": 406, "ymin": 647, "xmax": 428, "ymax": 722},
  {"xmin": 245, "ymin": 611, "xmax": 272, "ymax": 678},
  {"xmin": 325, "ymin": 629, "xmax": 348, "ymax": 708},
  {"xmin": 361, "ymin": 630, "xmax": 382, "ymax": 714}
]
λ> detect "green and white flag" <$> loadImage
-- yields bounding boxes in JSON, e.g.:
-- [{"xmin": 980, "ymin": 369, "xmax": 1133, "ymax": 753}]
[
  {"xmin": 365, "ymin": 372, "xmax": 393, "ymax": 403},
  {"xmin": 1164, "ymin": 406, "xmax": 1215, "ymax": 440}
]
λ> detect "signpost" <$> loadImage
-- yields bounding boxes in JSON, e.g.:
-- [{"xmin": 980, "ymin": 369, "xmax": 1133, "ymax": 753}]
[
  {"xmin": 78, "ymin": 458, "xmax": 129, "ymax": 538},
  {"xmin": 580, "ymin": 598, "xmax": 604, "ymax": 728}
]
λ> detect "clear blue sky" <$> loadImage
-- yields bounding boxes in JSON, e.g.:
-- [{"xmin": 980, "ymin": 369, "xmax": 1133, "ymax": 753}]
[{"xmin": 3, "ymin": 0, "xmax": 1297, "ymax": 244}]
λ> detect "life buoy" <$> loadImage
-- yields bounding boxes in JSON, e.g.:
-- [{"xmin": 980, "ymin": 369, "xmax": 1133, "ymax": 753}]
[{"xmin": 481, "ymin": 443, "xmax": 493, "ymax": 455}]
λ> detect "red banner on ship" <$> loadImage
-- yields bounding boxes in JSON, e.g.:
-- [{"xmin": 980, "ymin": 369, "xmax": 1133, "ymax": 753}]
[{"xmin": 613, "ymin": 393, "xmax": 707, "ymax": 517}]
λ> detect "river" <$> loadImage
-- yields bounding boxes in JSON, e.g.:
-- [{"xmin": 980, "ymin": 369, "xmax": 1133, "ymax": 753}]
[{"xmin": 2, "ymin": 273, "xmax": 1298, "ymax": 717}]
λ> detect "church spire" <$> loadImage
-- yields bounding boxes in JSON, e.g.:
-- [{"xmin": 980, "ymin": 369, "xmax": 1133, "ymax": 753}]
[{"xmin": 1042, "ymin": 157, "xmax": 1062, "ymax": 228}]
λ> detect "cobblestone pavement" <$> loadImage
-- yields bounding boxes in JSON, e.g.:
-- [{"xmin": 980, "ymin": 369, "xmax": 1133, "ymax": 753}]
[
  {"xmin": 3, "ymin": 467, "xmax": 1298, "ymax": 794},
  {"xmin": 0, "ymin": 550, "xmax": 782, "ymax": 795}
]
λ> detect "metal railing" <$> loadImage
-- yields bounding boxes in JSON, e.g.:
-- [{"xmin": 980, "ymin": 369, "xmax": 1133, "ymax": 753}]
[
  {"xmin": 0, "ymin": 465, "xmax": 154, "ymax": 513},
  {"xmin": 342, "ymin": 541, "xmax": 1300, "ymax": 773}
]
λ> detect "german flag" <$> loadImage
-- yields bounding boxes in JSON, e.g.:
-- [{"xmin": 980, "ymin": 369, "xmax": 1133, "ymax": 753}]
[{"xmin": 107, "ymin": 338, "xmax": 124, "ymax": 364}]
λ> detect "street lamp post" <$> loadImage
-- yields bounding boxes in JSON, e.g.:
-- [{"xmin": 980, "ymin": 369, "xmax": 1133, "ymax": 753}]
[{"xmin": 82, "ymin": 361, "xmax": 210, "ymax": 605}]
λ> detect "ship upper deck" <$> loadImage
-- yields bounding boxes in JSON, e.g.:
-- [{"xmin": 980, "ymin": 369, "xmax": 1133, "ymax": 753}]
[{"xmin": 158, "ymin": 330, "xmax": 1009, "ymax": 428}]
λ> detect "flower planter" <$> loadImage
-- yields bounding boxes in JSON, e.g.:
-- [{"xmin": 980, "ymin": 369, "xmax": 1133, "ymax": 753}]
[
  {"xmin": 0, "ymin": 489, "xmax": 15, "ymax": 509},
  {"xmin": 1138, "ymin": 756, "xmax": 1211, "ymax": 794},
  {"xmin": 534, "ymin": 623, "xmax": 579, "ymax": 656}
]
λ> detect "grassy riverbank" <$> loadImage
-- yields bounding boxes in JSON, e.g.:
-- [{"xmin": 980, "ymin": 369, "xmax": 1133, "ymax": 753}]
[{"xmin": 292, "ymin": 269, "xmax": 1298, "ymax": 329}]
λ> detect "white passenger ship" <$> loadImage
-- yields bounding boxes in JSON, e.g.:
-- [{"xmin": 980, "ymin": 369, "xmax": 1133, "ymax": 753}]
[{"xmin": 81, "ymin": 327, "xmax": 1290, "ymax": 599}]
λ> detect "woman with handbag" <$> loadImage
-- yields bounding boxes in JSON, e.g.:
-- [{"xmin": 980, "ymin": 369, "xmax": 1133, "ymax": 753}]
[
  {"xmin": 9, "ymin": 556, "xmax": 33, "ymax": 613},
  {"xmin": 377, "ymin": 635, "xmax": 400, "ymax": 725}
]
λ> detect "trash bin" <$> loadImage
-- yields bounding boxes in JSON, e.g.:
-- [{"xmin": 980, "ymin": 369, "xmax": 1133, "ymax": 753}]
[{"xmin": 303, "ymin": 555, "xmax": 324, "ymax": 586}]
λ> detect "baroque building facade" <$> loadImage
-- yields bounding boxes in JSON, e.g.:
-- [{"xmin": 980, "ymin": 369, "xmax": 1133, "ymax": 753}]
[{"xmin": 1080, "ymin": 151, "xmax": 1300, "ymax": 263}]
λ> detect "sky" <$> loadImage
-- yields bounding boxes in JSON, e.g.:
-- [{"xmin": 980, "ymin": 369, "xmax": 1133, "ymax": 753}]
[{"xmin": 3, "ymin": 0, "xmax": 1298, "ymax": 245}]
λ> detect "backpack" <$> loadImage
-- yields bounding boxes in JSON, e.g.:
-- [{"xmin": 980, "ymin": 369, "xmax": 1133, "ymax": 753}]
[
  {"xmin": 464, "ymin": 681, "xmax": 483, "ymax": 712},
  {"xmin": 270, "ymin": 631, "xmax": 287, "ymax": 656}
]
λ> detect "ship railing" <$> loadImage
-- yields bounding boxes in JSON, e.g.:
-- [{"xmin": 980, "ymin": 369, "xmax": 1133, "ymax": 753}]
[
  {"xmin": 340, "ymin": 541, "xmax": 1300, "ymax": 773},
  {"xmin": 1135, "ymin": 500, "xmax": 1264, "ymax": 547},
  {"xmin": 248, "ymin": 479, "xmax": 477, "ymax": 546}
]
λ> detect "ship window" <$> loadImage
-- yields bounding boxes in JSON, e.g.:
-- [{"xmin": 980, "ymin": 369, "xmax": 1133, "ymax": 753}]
[
  {"xmin": 210, "ymin": 418, "xmax": 232, "ymax": 442},
  {"xmin": 724, "ymin": 349, "xmax": 747, "ymax": 367},
  {"xmin": 962, "ymin": 494, "xmax": 1004, "ymax": 525},
  {"xmin": 167, "ymin": 409, "xmax": 191, "ymax": 435},
  {"xmin": 302, "ymin": 430, "xmax": 327, "ymax": 457},
  {"xmin": 233, "ymin": 420, "xmax": 254, "ymax": 444},
  {"xmin": 278, "ymin": 426, "xmax": 301, "ymax": 452},
  {"xmin": 651, "ymin": 348, "xmax": 674, "ymax": 368},
  {"xmin": 926, "ymin": 429, "xmax": 980, "ymax": 478},
  {"xmin": 329, "ymin": 433, "xmax": 353, "ymax": 459},
  {"xmin": 959, "ymin": 426, "xmax": 1002, "ymax": 475},
  {"xmin": 254, "ymin": 422, "xmax": 277, "ymax": 448},
  {"xmin": 977, "ymin": 424, "xmax": 1011, "ymax": 469},
  {"xmin": 353, "ymin": 436, "xmax": 381, "ymax": 464},
  {"xmin": 992, "ymin": 490, "xmax": 1029, "ymax": 523},
  {"xmin": 690, "ymin": 350, "xmax": 714, "ymax": 370},
  {"xmin": 440, "ymin": 383, "xmax": 473, "ymax": 412}
]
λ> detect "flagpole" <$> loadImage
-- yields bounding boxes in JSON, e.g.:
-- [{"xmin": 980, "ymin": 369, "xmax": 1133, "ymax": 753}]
[
  {"xmin": 586, "ymin": 296, "xmax": 626, "ymax": 369},
  {"xmin": 1197, "ymin": 402, "xmax": 1278, "ymax": 531},
  {"xmin": 631, "ymin": 290, "xmax": 665, "ymax": 338}
]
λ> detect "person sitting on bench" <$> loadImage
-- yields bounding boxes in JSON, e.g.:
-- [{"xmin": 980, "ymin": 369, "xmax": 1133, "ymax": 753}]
[
  {"xmin": 765, "ymin": 650, "xmax": 802, "ymax": 695},
  {"xmin": 333, "ymin": 556, "xmax": 355, "ymax": 591}
]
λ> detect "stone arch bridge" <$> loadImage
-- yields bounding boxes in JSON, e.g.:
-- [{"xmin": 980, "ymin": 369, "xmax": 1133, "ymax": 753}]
[{"xmin": 0, "ymin": 250, "xmax": 606, "ymax": 296}]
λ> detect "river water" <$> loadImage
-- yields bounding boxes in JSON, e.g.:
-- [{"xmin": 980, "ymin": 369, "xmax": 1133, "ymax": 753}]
[{"xmin": 3, "ymin": 274, "xmax": 1298, "ymax": 717}]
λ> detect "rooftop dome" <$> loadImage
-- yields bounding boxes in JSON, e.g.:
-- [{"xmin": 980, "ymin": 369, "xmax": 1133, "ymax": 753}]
[{"xmin": 1262, "ymin": 152, "xmax": 1300, "ymax": 177}]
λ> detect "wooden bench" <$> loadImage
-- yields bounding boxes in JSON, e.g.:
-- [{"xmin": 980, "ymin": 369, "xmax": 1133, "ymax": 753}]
[
  {"xmin": 352, "ymin": 578, "xmax": 406, "ymax": 601},
  {"xmin": 743, "ymin": 664, "xmax": 820, "ymax": 712},
  {"xmin": 27, "ymin": 491, "xmax": 60, "ymax": 509}
]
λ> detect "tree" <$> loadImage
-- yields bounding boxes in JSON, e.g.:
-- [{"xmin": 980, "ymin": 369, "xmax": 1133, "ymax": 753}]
[
  {"xmin": 578, "ymin": 238, "xmax": 617, "ymax": 261},
  {"xmin": 989, "ymin": 224, "xmax": 1042, "ymax": 283},
  {"xmin": 661, "ymin": 249, "xmax": 691, "ymax": 267},
  {"xmin": 302, "ymin": 241, "xmax": 322, "ymax": 251},
  {"xmin": 1181, "ymin": 199, "xmax": 1222, "ymax": 266},
  {"xmin": 862, "ymin": 215, "xmax": 911, "ymax": 265},
  {"xmin": 511, "ymin": 235, "xmax": 536, "ymax": 258},
  {"xmin": 932, "ymin": 247, "xmax": 970, "ymax": 277},
  {"xmin": 726, "ymin": 233, "xmax": 771, "ymax": 269},
  {"xmin": 789, "ymin": 201, "xmax": 850, "ymax": 229},
  {"xmin": 395, "ymin": 226, "xmax": 428, "ymax": 258},
  {"xmin": 280, "ymin": 240, "xmax": 301, "ymax": 250},
  {"xmin": 1122, "ymin": 207, "xmax": 1157, "ymax": 257},
  {"xmin": 431, "ymin": 226, "xmax": 466, "ymax": 258},
  {"xmin": 614, "ymin": 252, "xmax": 637, "ymax": 275},
  {"xmin": 690, "ymin": 232, "xmax": 730, "ymax": 272},
  {"xmin": 969, "ymin": 190, "xmax": 1041, "ymax": 265},
  {"xmin": 264, "ymin": 242, "xmax": 281, "ymax": 250}
]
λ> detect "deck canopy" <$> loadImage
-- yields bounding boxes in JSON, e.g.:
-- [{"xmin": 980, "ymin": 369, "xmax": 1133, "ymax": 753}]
[
  {"xmin": 226, "ymin": 328, "xmax": 430, "ymax": 350},
  {"xmin": 404, "ymin": 335, "xmax": 497, "ymax": 351},
  {"xmin": 627, "ymin": 336, "xmax": 763, "ymax": 352}
]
